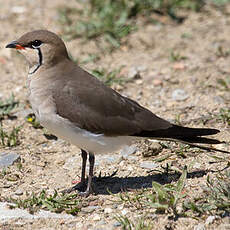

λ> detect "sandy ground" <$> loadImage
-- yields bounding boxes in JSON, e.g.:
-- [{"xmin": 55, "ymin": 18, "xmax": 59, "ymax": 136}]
[{"xmin": 0, "ymin": 1, "xmax": 230, "ymax": 229}]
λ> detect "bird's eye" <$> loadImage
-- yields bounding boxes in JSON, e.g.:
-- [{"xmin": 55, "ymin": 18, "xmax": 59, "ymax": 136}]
[{"xmin": 31, "ymin": 40, "xmax": 42, "ymax": 49}]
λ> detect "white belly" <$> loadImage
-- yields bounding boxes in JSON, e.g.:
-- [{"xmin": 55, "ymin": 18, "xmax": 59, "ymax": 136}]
[{"xmin": 40, "ymin": 113, "xmax": 136, "ymax": 154}]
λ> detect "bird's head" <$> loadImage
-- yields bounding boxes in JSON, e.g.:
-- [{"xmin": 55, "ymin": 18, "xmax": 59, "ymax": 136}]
[{"xmin": 6, "ymin": 30, "xmax": 69, "ymax": 74}]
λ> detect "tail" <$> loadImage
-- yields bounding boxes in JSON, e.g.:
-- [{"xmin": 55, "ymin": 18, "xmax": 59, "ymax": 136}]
[
  {"xmin": 135, "ymin": 125, "xmax": 230, "ymax": 154},
  {"xmin": 136, "ymin": 124, "xmax": 220, "ymax": 141}
]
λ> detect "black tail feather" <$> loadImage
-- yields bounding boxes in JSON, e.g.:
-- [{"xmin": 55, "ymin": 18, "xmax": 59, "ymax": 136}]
[
  {"xmin": 134, "ymin": 124, "xmax": 230, "ymax": 154},
  {"xmin": 177, "ymin": 136, "xmax": 223, "ymax": 145},
  {"xmin": 135, "ymin": 124, "xmax": 220, "ymax": 140}
]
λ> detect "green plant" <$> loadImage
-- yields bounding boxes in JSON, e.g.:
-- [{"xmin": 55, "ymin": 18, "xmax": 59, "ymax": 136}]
[
  {"xmin": 9, "ymin": 190, "xmax": 81, "ymax": 215},
  {"xmin": 170, "ymin": 50, "xmax": 187, "ymax": 62},
  {"xmin": 217, "ymin": 77, "xmax": 230, "ymax": 91},
  {"xmin": 0, "ymin": 94, "xmax": 19, "ymax": 119},
  {"xmin": 115, "ymin": 215, "xmax": 153, "ymax": 230},
  {"xmin": 211, "ymin": 0, "xmax": 230, "ymax": 5},
  {"xmin": 218, "ymin": 108, "xmax": 230, "ymax": 125},
  {"xmin": 183, "ymin": 170, "xmax": 230, "ymax": 216},
  {"xmin": 117, "ymin": 167, "xmax": 187, "ymax": 216},
  {"xmin": 216, "ymin": 45, "xmax": 230, "ymax": 58},
  {"xmin": 59, "ymin": 0, "xmax": 135, "ymax": 49},
  {"xmin": 147, "ymin": 167, "xmax": 187, "ymax": 215},
  {"xmin": 0, "ymin": 123, "xmax": 21, "ymax": 147},
  {"xmin": 81, "ymin": 53, "xmax": 100, "ymax": 64},
  {"xmin": 0, "ymin": 168, "xmax": 8, "ymax": 179},
  {"xmin": 58, "ymin": 0, "xmax": 204, "ymax": 50}
]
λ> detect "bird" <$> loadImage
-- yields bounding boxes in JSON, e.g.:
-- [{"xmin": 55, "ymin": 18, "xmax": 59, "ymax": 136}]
[{"xmin": 6, "ymin": 30, "xmax": 229, "ymax": 197}]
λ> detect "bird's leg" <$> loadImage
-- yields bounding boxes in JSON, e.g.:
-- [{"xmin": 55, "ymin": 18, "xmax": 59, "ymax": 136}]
[
  {"xmin": 79, "ymin": 152, "xmax": 95, "ymax": 197},
  {"xmin": 61, "ymin": 149, "xmax": 88, "ymax": 194},
  {"xmin": 80, "ymin": 149, "xmax": 87, "ymax": 184}
]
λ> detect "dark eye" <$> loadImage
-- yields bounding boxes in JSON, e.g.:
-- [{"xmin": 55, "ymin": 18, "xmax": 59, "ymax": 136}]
[{"xmin": 31, "ymin": 40, "xmax": 42, "ymax": 49}]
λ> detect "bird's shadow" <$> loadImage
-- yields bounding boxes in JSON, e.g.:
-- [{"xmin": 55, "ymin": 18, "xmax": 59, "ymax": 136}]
[{"xmin": 92, "ymin": 169, "xmax": 209, "ymax": 195}]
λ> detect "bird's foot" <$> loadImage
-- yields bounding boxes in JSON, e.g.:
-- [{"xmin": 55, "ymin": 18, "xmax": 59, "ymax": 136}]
[
  {"xmin": 78, "ymin": 188, "xmax": 93, "ymax": 197},
  {"xmin": 61, "ymin": 181, "xmax": 87, "ymax": 194}
]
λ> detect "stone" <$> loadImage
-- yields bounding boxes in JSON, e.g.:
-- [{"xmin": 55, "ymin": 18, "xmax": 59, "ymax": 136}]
[
  {"xmin": 3, "ymin": 183, "xmax": 12, "ymax": 188},
  {"xmin": 205, "ymin": 215, "xmax": 217, "ymax": 225},
  {"xmin": 127, "ymin": 155, "xmax": 138, "ymax": 161},
  {"xmin": 121, "ymin": 209, "xmax": 128, "ymax": 215},
  {"xmin": 120, "ymin": 145, "xmax": 137, "ymax": 158},
  {"xmin": 93, "ymin": 214, "xmax": 101, "ymax": 221},
  {"xmin": 11, "ymin": 6, "xmax": 26, "ymax": 14},
  {"xmin": 193, "ymin": 162, "xmax": 201, "ymax": 169},
  {"xmin": 0, "ymin": 153, "xmax": 20, "ymax": 169},
  {"xmin": 104, "ymin": 207, "xmax": 113, "ymax": 214},
  {"xmin": 140, "ymin": 161, "xmax": 158, "ymax": 170},
  {"xmin": 193, "ymin": 223, "xmax": 205, "ymax": 230},
  {"xmin": 96, "ymin": 155, "xmax": 122, "ymax": 165},
  {"xmin": 142, "ymin": 142, "xmax": 162, "ymax": 157},
  {"xmin": 128, "ymin": 67, "xmax": 140, "ymax": 79},
  {"xmin": 113, "ymin": 221, "xmax": 122, "ymax": 227},
  {"xmin": 81, "ymin": 206, "xmax": 99, "ymax": 214},
  {"xmin": 153, "ymin": 79, "xmax": 163, "ymax": 86},
  {"xmin": 172, "ymin": 89, "xmax": 189, "ymax": 101},
  {"xmin": 15, "ymin": 189, "xmax": 23, "ymax": 196},
  {"xmin": 0, "ymin": 202, "xmax": 73, "ymax": 223},
  {"xmin": 136, "ymin": 79, "xmax": 143, "ymax": 85}
]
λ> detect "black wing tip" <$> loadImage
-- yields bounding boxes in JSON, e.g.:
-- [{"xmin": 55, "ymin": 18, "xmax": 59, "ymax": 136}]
[
  {"xmin": 134, "ymin": 126, "xmax": 221, "ymax": 138},
  {"xmin": 207, "ymin": 128, "xmax": 220, "ymax": 135},
  {"xmin": 172, "ymin": 125, "xmax": 220, "ymax": 136}
]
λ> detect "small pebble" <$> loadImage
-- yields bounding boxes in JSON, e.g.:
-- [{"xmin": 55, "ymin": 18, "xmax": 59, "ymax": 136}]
[
  {"xmin": 136, "ymin": 79, "xmax": 143, "ymax": 85},
  {"xmin": 172, "ymin": 89, "xmax": 189, "ymax": 101},
  {"xmin": 3, "ymin": 184, "xmax": 12, "ymax": 188},
  {"xmin": 96, "ymin": 155, "xmax": 122, "ymax": 165},
  {"xmin": 128, "ymin": 67, "xmax": 140, "ymax": 79},
  {"xmin": 15, "ymin": 189, "xmax": 23, "ymax": 196},
  {"xmin": 11, "ymin": 6, "xmax": 26, "ymax": 14},
  {"xmin": 127, "ymin": 155, "xmax": 138, "ymax": 161},
  {"xmin": 213, "ymin": 96, "xmax": 225, "ymax": 104},
  {"xmin": 142, "ymin": 142, "xmax": 162, "ymax": 157},
  {"xmin": 173, "ymin": 63, "xmax": 185, "ymax": 70},
  {"xmin": 193, "ymin": 223, "xmax": 205, "ymax": 230},
  {"xmin": 93, "ymin": 214, "xmax": 101, "ymax": 221},
  {"xmin": 14, "ymin": 86, "xmax": 22, "ymax": 92},
  {"xmin": 205, "ymin": 215, "xmax": 217, "ymax": 225},
  {"xmin": 193, "ymin": 162, "xmax": 201, "ymax": 169},
  {"xmin": 97, "ymin": 220, "xmax": 106, "ymax": 225},
  {"xmin": 104, "ymin": 207, "xmax": 113, "ymax": 214},
  {"xmin": 140, "ymin": 161, "xmax": 157, "ymax": 170},
  {"xmin": 120, "ymin": 145, "xmax": 137, "ymax": 158},
  {"xmin": 153, "ymin": 79, "xmax": 163, "ymax": 86},
  {"xmin": 121, "ymin": 209, "xmax": 128, "ymax": 215},
  {"xmin": 113, "ymin": 221, "xmax": 122, "ymax": 227},
  {"xmin": 81, "ymin": 206, "xmax": 99, "ymax": 213}
]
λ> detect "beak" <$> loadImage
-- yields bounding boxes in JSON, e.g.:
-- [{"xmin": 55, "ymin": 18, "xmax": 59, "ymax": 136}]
[{"xmin": 6, "ymin": 41, "xmax": 25, "ymax": 50}]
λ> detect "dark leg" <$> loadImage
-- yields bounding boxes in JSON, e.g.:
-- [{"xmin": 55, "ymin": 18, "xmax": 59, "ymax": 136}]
[
  {"xmin": 61, "ymin": 149, "xmax": 88, "ymax": 194},
  {"xmin": 80, "ymin": 149, "xmax": 87, "ymax": 184},
  {"xmin": 79, "ymin": 152, "xmax": 95, "ymax": 197}
]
